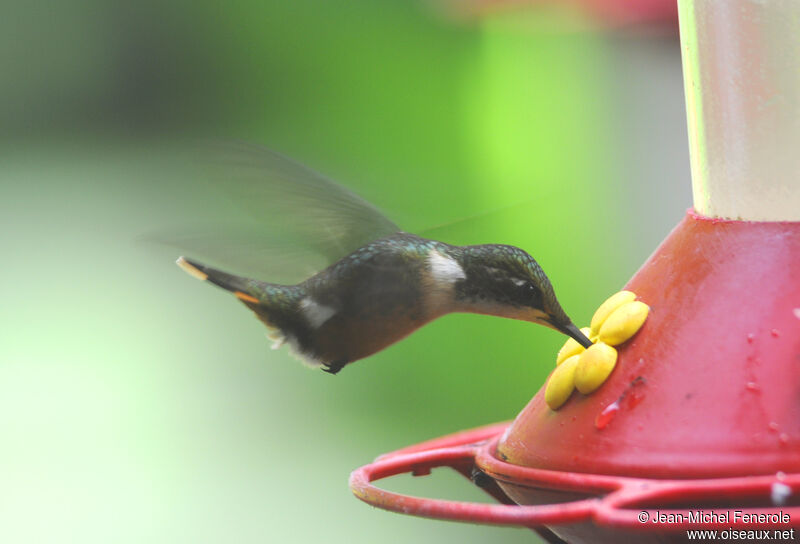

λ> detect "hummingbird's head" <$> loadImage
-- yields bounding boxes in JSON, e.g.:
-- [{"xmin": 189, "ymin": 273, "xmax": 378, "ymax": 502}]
[{"xmin": 454, "ymin": 244, "xmax": 592, "ymax": 347}]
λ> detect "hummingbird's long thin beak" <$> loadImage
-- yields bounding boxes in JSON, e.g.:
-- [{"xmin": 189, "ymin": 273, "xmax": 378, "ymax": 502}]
[{"xmin": 561, "ymin": 322, "xmax": 593, "ymax": 348}]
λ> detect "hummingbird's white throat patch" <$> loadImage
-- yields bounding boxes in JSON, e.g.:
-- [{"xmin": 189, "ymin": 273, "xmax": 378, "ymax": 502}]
[
  {"xmin": 424, "ymin": 249, "xmax": 466, "ymax": 315},
  {"xmin": 427, "ymin": 249, "xmax": 466, "ymax": 284},
  {"xmin": 299, "ymin": 297, "xmax": 337, "ymax": 328}
]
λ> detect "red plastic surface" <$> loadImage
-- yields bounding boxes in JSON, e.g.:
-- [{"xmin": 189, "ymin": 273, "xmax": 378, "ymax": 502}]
[{"xmin": 498, "ymin": 212, "xmax": 800, "ymax": 479}]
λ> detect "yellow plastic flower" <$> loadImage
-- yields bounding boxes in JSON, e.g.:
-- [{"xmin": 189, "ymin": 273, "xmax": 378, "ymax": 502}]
[
  {"xmin": 545, "ymin": 290, "xmax": 649, "ymax": 410},
  {"xmin": 545, "ymin": 355, "xmax": 580, "ymax": 410}
]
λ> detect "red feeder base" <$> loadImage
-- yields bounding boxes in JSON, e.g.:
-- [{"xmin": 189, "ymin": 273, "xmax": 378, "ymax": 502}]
[{"xmin": 350, "ymin": 212, "xmax": 800, "ymax": 542}]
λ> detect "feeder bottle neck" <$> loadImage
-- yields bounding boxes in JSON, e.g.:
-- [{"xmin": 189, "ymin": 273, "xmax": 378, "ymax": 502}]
[{"xmin": 678, "ymin": 0, "xmax": 800, "ymax": 221}]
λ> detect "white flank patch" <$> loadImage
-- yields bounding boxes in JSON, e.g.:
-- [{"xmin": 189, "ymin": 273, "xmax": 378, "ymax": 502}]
[
  {"xmin": 285, "ymin": 335, "xmax": 325, "ymax": 368},
  {"xmin": 428, "ymin": 249, "xmax": 466, "ymax": 284},
  {"xmin": 299, "ymin": 297, "xmax": 336, "ymax": 328},
  {"xmin": 266, "ymin": 329, "xmax": 286, "ymax": 350},
  {"xmin": 265, "ymin": 329, "xmax": 324, "ymax": 367}
]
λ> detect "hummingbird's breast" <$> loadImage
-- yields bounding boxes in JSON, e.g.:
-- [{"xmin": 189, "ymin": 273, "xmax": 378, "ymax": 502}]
[{"xmin": 283, "ymin": 233, "xmax": 463, "ymax": 367}]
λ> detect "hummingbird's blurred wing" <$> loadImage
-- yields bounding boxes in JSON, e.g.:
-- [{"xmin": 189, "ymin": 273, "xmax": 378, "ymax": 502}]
[
  {"xmin": 210, "ymin": 142, "xmax": 402, "ymax": 261},
  {"xmin": 151, "ymin": 223, "xmax": 333, "ymax": 284},
  {"xmin": 154, "ymin": 142, "xmax": 401, "ymax": 284}
]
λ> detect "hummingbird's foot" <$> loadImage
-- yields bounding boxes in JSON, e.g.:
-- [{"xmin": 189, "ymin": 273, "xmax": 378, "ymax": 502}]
[{"xmin": 322, "ymin": 360, "xmax": 347, "ymax": 375}]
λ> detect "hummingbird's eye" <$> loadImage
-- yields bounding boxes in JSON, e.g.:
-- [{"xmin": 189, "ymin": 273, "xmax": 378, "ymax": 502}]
[{"xmin": 522, "ymin": 281, "xmax": 543, "ymax": 309}]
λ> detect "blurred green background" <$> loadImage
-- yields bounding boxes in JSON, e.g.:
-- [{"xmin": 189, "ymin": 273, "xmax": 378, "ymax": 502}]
[{"xmin": 1, "ymin": 1, "xmax": 690, "ymax": 542}]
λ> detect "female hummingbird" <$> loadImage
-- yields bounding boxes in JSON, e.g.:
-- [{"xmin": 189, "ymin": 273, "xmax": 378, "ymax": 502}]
[{"xmin": 175, "ymin": 143, "xmax": 592, "ymax": 374}]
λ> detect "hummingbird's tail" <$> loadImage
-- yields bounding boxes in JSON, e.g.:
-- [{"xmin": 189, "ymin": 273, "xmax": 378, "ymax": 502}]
[
  {"xmin": 176, "ymin": 256, "xmax": 320, "ymax": 366},
  {"xmin": 176, "ymin": 256, "xmax": 261, "ymax": 304}
]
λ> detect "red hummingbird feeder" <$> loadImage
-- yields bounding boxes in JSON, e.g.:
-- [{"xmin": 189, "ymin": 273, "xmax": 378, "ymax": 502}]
[{"xmin": 350, "ymin": 1, "xmax": 800, "ymax": 541}]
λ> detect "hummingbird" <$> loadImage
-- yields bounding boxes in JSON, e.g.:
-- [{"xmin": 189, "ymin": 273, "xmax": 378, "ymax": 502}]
[{"xmin": 175, "ymin": 143, "xmax": 592, "ymax": 374}]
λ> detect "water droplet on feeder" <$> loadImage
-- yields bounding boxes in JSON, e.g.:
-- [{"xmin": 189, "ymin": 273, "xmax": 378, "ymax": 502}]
[
  {"xmin": 746, "ymin": 382, "xmax": 760, "ymax": 392},
  {"xmin": 747, "ymin": 333, "xmax": 755, "ymax": 343},
  {"xmin": 624, "ymin": 389, "xmax": 645, "ymax": 409},
  {"xmin": 769, "ymin": 422, "xmax": 780, "ymax": 432},
  {"xmin": 779, "ymin": 433, "xmax": 789, "ymax": 445},
  {"xmin": 772, "ymin": 482, "xmax": 792, "ymax": 506},
  {"xmin": 595, "ymin": 400, "xmax": 620, "ymax": 430},
  {"xmin": 771, "ymin": 328, "xmax": 780, "ymax": 338}
]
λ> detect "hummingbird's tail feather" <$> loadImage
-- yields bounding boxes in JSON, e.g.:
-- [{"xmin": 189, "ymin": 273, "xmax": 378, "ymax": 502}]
[
  {"xmin": 176, "ymin": 256, "xmax": 326, "ymax": 368},
  {"xmin": 176, "ymin": 256, "xmax": 260, "ymax": 303}
]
